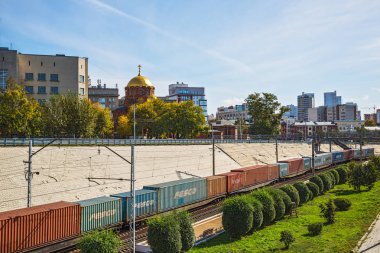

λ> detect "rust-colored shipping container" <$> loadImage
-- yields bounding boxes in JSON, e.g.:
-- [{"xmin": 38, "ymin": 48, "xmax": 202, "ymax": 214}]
[
  {"xmin": 268, "ymin": 164, "xmax": 280, "ymax": 181},
  {"xmin": 343, "ymin": 150, "xmax": 354, "ymax": 161},
  {"xmin": 217, "ymin": 172, "xmax": 246, "ymax": 193},
  {"xmin": 278, "ymin": 158, "xmax": 304, "ymax": 176},
  {"xmin": 231, "ymin": 165, "xmax": 268, "ymax": 186},
  {"xmin": 0, "ymin": 201, "xmax": 80, "ymax": 253},
  {"xmin": 206, "ymin": 175, "xmax": 227, "ymax": 198}
]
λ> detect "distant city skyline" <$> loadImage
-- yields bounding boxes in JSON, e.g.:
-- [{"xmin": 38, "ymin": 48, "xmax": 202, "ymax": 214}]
[{"xmin": 1, "ymin": 0, "xmax": 380, "ymax": 115}]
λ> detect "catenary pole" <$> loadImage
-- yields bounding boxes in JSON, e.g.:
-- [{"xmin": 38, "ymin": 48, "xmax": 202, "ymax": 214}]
[{"xmin": 27, "ymin": 140, "xmax": 32, "ymax": 207}]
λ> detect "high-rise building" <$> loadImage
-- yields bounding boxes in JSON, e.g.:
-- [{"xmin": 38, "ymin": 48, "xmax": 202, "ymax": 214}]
[
  {"xmin": 377, "ymin": 109, "xmax": 380, "ymax": 125},
  {"xmin": 297, "ymin": 92, "xmax": 314, "ymax": 121},
  {"xmin": 308, "ymin": 106, "xmax": 327, "ymax": 121},
  {"xmin": 0, "ymin": 47, "xmax": 88, "ymax": 104},
  {"xmin": 283, "ymin": 104, "xmax": 298, "ymax": 119},
  {"xmin": 336, "ymin": 102, "xmax": 357, "ymax": 121},
  {"xmin": 166, "ymin": 82, "xmax": 207, "ymax": 119},
  {"xmin": 324, "ymin": 91, "xmax": 342, "ymax": 107}
]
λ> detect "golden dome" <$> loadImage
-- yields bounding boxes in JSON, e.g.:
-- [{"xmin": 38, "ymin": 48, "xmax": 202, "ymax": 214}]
[{"xmin": 127, "ymin": 65, "xmax": 154, "ymax": 88}]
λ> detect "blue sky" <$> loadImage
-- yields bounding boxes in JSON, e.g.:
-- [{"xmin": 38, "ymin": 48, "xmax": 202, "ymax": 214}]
[{"xmin": 1, "ymin": 0, "xmax": 380, "ymax": 116}]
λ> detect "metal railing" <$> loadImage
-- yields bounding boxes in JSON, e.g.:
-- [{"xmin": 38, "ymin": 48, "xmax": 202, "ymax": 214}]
[{"xmin": 0, "ymin": 137, "xmax": 308, "ymax": 146}]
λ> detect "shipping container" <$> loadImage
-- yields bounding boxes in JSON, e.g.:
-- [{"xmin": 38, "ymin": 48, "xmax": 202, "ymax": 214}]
[
  {"xmin": 268, "ymin": 164, "xmax": 280, "ymax": 181},
  {"xmin": 353, "ymin": 149, "xmax": 362, "ymax": 160},
  {"xmin": 343, "ymin": 150, "xmax": 354, "ymax": 161},
  {"xmin": 206, "ymin": 175, "xmax": 227, "ymax": 198},
  {"xmin": 217, "ymin": 172, "xmax": 246, "ymax": 193},
  {"xmin": 143, "ymin": 178, "xmax": 207, "ymax": 212},
  {"xmin": 76, "ymin": 196, "xmax": 122, "ymax": 233},
  {"xmin": 0, "ymin": 201, "xmax": 80, "ymax": 253},
  {"xmin": 232, "ymin": 165, "xmax": 268, "ymax": 186},
  {"xmin": 277, "ymin": 163, "xmax": 289, "ymax": 178},
  {"xmin": 303, "ymin": 157, "xmax": 311, "ymax": 170},
  {"xmin": 332, "ymin": 151, "xmax": 344, "ymax": 164},
  {"xmin": 363, "ymin": 147, "xmax": 375, "ymax": 158},
  {"xmin": 314, "ymin": 153, "xmax": 332, "ymax": 169},
  {"xmin": 111, "ymin": 189, "xmax": 157, "ymax": 222},
  {"xmin": 278, "ymin": 158, "xmax": 305, "ymax": 176}
]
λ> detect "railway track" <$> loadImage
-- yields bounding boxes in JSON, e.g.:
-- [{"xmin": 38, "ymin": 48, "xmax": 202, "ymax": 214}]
[{"xmin": 56, "ymin": 163, "xmax": 350, "ymax": 253}]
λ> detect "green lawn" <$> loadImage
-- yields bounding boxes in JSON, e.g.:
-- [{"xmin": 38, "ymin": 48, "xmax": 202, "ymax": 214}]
[{"xmin": 190, "ymin": 181, "xmax": 380, "ymax": 253}]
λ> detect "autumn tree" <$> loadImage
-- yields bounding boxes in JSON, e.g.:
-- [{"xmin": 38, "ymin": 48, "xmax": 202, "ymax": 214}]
[
  {"xmin": 93, "ymin": 103, "xmax": 114, "ymax": 137},
  {"xmin": 0, "ymin": 78, "xmax": 42, "ymax": 137},
  {"xmin": 364, "ymin": 119, "xmax": 376, "ymax": 127},
  {"xmin": 245, "ymin": 92, "xmax": 289, "ymax": 135},
  {"xmin": 117, "ymin": 115, "xmax": 131, "ymax": 138}
]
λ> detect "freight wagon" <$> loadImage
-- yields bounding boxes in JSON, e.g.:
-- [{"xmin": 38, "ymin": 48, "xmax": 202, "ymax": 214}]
[{"xmin": 0, "ymin": 147, "xmax": 375, "ymax": 253}]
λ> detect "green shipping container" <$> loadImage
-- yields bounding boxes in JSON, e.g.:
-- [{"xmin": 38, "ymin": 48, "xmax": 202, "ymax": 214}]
[
  {"xmin": 303, "ymin": 157, "xmax": 311, "ymax": 170},
  {"xmin": 76, "ymin": 196, "xmax": 122, "ymax": 233},
  {"xmin": 143, "ymin": 177, "xmax": 207, "ymax": 212},
  {"xmin": 277, "ymin": 163, "xmax": 289, "ymax": 178}
]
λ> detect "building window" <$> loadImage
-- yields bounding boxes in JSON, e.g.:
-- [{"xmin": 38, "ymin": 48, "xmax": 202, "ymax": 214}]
[
  {"xmin": 28, "ymin": 61, "xmax": 30, "ymax": 66},
  {"xmin": 79, "ymin": 75, "xmax": 84, "ymax": 83},
  {"xmin": 25, "ymin": 73, "xmax": 34, "ymax": 81},
  {"xmin": 25, "ymin": 86, "xmax": 34, "ymax": 94},
  {"xmin": 0, "ymin": 69, "xmax": 8, "ymax": 89},
  {"xmin": 79, "ymin": 88, "xmax": 85, "ymax": 95},
  {"xmin": 38, "ymin": 73, "xmax": 46, "ymax": 81},
  {"xmin": 38, "ymin": 86, "xmax": 46, "ymax": 94},
  {"xmin": 50, "ymin": 86, "xmax": 59, "ymax": 94},
  {"xmin": 53, "ymin": 62, "xmax": 56, "ymax": 67},
  {"xmin": 41, "ymin": 61, "xmax": 43, "ymax": 66},
  {"xmin": 50, "ymin": 74, "xmax": 59, "ymax": 82}
]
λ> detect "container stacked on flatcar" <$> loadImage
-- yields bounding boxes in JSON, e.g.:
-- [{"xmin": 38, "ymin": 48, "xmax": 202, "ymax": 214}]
[
  {"xmin": 277, "ymin": 163, "xmax": 289, "ymax": 178},
  {"xmin": 363, "ymin": 147, "xmax": 375, "ymax": 158},
  {"xmin": 278, "ymin": 158, "xmax": 305, "ymax": 177},
  {"xmin": 217, "ymin": 172, "xmax": 246, "ymax": 193},
  {"xmin": 231, "ymin": 165, "xmax": 268, "ymax": 186},
  {"xmin": 332, "ymin": 151, "xmax": 345, "ymax": 164},
  {"xmin": 76, "ymin": 196, "xmax": 122, "ymax": 233},
  {"xmin": 143, "ymin": 177, "xmax": 207, "ymax": 212},
  {"xmin": 206, "ymin": 175, "xmax": 227, "ymax": 198},
  {"xmin": 0, "ymin": 202, "xmax": 80, "ymax": 253},
  {"xmin": 314, "ymin": 153, "xmax": 332, "ymax": 169},
  {"xmin": 111, "ymin": 189, "xmax": 157, "ymax": 222},
  {"xmin": 302, "ymin": 157, "xmax": 311, "ymax": 170},
  {"xmin": 343, "ymin": 150, "xmax": 354, "ymax": 161}
]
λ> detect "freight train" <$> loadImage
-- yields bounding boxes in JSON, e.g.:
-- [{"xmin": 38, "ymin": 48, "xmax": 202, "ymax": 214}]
[{"xmin": 0, "ymin": 147, "xmax": 375, "ymax": 253}]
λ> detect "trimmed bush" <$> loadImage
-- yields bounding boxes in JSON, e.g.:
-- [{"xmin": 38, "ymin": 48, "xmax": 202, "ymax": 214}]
[
  {"xmin": 280, "ymin": 184, "xmax": 300, "ymax": 207},
  {"xmin": 310, "ymin": 175, "xmax": 324, "ymax": 194},
  {"xmin": 248, "ymin": 197, "xmax": 264, "ymax": 230},
  {"xmin": 293, "ymin": 182, "xmax": 312, "ymax": 204},
  {"xmin": 331, "ymin": 170, "xmax": 340, "ymax": 185},
  {"xmin": 333, "ymin": 198, "xmax": 352, "ymax": 211},
  {"xmin": 280, "ymin": 230, "xmax": 295, "ymax": 249},
  {"xmin": 319, "ymin": 199, "xmax": 336, "ymax": 224},
  {"xmin": 319, "ymin": 174, "xmax": 332, "ymax": 192},
  {"xmin": 362, "ymin": 162, "xmax": 377, "ymax": 190},
  {"xmin": 147, "ymin": 214, "xmax": 182, "ymax": 253},
  {"xmin": 327, "ymin": 172, "xmax": 336, "ymax": 188},
  {"xmin": 336, "ymin": 166, "xmax": 349, "ymax": 184},
  {"xmin": 308, "ymin": 222, "xmax": 323, "ymax": 236},
  {"xmin": 306, "ymin": 182, "xmax": 319, "ymax": 199},
  {"xmin": 78, "ymin": 230, "xmax": 122, "ymax": 253},
  {"xmin": 176, "ymin": 211, "xmax": 195, "ymax": 251},
  {"xmin": 251, "ymin": 190, "xmax": 276, "ymax": 226},
  {"xmin": 222, "ymin": 196, "xmax": 253, "ymax": 239},
  {"xmin": 276, "ymin": 188, "xmax": 293, "ymax": 215},
  {"xmin": 266, "ymin": 188, "xmax": 286, "ymax": 220}
]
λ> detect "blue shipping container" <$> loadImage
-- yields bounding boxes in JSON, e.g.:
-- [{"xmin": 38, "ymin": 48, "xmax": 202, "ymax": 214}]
[
  {"xmin": 303, "ymin": 157, "xmax": 311, "ymax": 170},
  {"xmin": 143, "ymin": 177, "xmax": 207, "ymax": 212},
  {"xmin": 332, "ymin": 151, "xmax": 344, "ymax": 163},
  {"xmin": 277, "ymin": 163, "xmax": 289, "ymax": 178},
  {"xmin": 314, "ymin": 153, "xmax": 332, "ymax": 169},
  {"xmin": 363, "ymin": 148, "xmax": 375, "ymax": 158},
  {"xmin": 111, "ymin": 189, "xmax": 157, "ymax": 222},
  {"xmin": 353, "ymin": 149, "xmax": 362, "ymax": 159},
  {"xmin": 76, "ymin": 196, "xmax": 122, "ymax": 233}
]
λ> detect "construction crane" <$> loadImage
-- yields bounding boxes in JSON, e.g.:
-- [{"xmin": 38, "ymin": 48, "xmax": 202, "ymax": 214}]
[{"xmin": 361, "ymin": 105, "xmax": 377, "ymax": 114}]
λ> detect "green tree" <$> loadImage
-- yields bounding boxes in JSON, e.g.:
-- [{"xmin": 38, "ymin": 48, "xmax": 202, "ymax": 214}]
[
  {"xmin": 78, "ymin": 229, "xmax": 122, "ymax": 253},
  {"xmin": 93, "ymin": 103, "xmax": 114, "ymax": 137},
  {"xmin": 362, "ymin": 162, "xmax": 377, "ymax": 190},
  {"xmin": 222, "ymin": 196, "xmax": 253, "ymax": 239},
  {"xmin": 251, "ymin": 190, "xmax": 276, "ymax": 225},
  {"xmin": 43, "ymin": 94, "xmax": 96, "ymax": 137},
  {"xmin": 348, "ymin": 163, "xmax": 364, "ymax": 191},
  {"xmin": 245, "ymin": 92, "xmax": 289, "ymax": 135},
  {"xmin": 280, "ymin": 230, "xmax": 295, "ymax": 249},
  {"xmin": 0, "ymin": 78, "xmax": 42, "ymax": 137},
  {"xmin": 176, "ymin": 211, "xmax": 195, "ymax": 252},
  {"xmin": 319, "ymin": 199, "xmax": 336, "ymax": 224},
  {"xmin": 147, "ymin": 214, "xmax": 182, "ymax": 253},
  {"xmin": 293, "ymin": 182, "xmax": 312, "ymax": 204}
]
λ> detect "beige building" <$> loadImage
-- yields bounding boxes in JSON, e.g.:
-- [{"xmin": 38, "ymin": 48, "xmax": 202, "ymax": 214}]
[{"xmin": 0, "ymin": 47, "xmax": 88, "ymax": 104}]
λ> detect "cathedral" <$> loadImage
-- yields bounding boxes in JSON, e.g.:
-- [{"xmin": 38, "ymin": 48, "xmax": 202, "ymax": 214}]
[{"xmin": 112, "ymin": 65, "xmax": 156, "ymax": 122}]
